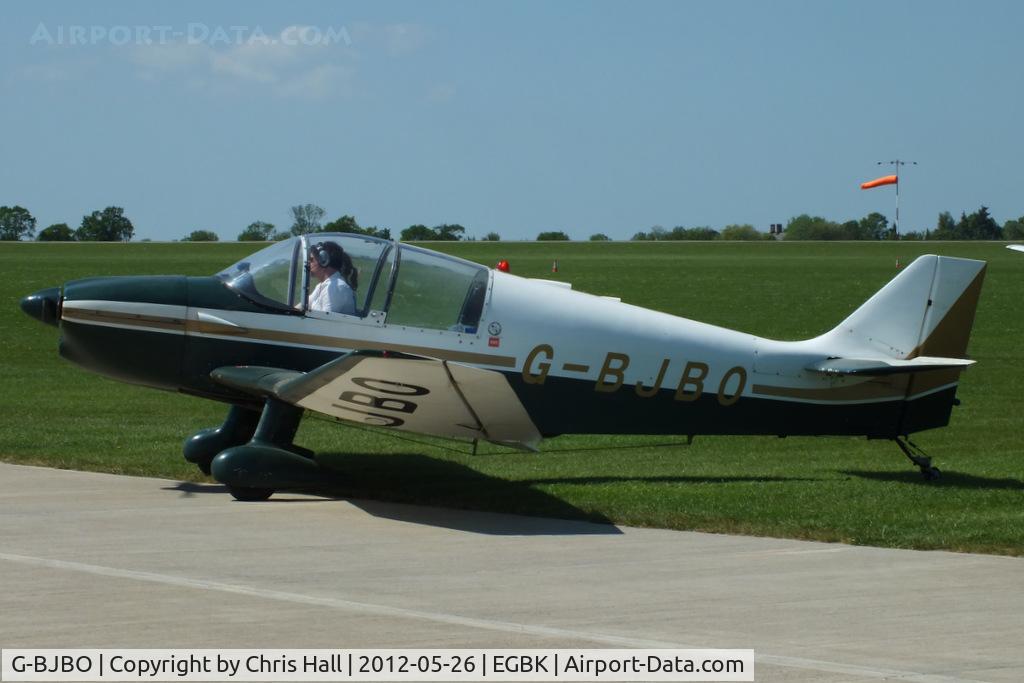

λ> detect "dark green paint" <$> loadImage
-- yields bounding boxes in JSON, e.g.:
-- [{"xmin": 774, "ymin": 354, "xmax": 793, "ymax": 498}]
[{"xmin": 64, "ymin": 275, "xmax": 187, "ymax": 306}]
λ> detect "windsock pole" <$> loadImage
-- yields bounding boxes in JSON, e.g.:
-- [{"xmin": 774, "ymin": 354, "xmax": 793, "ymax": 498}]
[{"xmin": 875, "ymin": 159, "xmax": 917, "ymax": 238}]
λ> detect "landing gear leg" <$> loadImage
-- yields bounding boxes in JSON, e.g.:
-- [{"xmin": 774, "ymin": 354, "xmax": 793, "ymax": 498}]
[
  {"xmin": 894, "ymin": 437, "xmax": 941, "ymax": 480},
  {"xmin": 183, "ymin": 404, "xmax": 261, "ymax": 475},
  {"xmin": 210, "ymin": 398, "xmax": 320, "ymax": 502}
]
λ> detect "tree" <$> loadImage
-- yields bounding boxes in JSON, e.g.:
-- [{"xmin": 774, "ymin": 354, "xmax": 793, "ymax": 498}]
[
  {"xmin": 322, "ymin": 215, "xmax": 391, "ymax": 239},
  {"xmin": 401, "ymin": 224, "xmax": 436, "ymax": 241},
  {"xmin": 238, "ymin": 221, "xmax": 276, "ymax": 241},
  {"xmin": 0, "ymin": 205, "xmax": 37, "ymax": 241},
  {"xmin": 182, "ymin": 230, "xmax": 219, "ymax": 242},
  {"xmin": 77, "ymin": 206, "xmax": 134, "ymax": 242},
  {"xmin": 839, "ymin": 220, "xmax": 863, "ymax": 239},
  {"xmin": 289, "ymin": 204, "xmax": 326, "ymax": 235},
  {"xmin": 537, "ymin": 231, "xmax": 570, "ymax": 241},
  {"xmin": 858, "ymin": 212, "xmax": 889, "ymax": 240},
  {"xmin": 434, "ymin": 224, "xmax": 465, "ymax": 241},
  {"xmin": 669, "ymin": 226, "xmax": 719, "ymax": 240},
  {"xmin": 482, "ymin": 232, "xmax": 501, "ymax": 241},
  {"xmin": 932, "ymin": 211, "xmax": 957, "ymax": 239},
  {"xmin": 589, "ymin": 233, "xmax": 611, "ymax": 241},
  {"xmin": 37, "ymin": 223, "xmax": 75, "ymax": 242},
  {"xmin": 784, "ymin": 215, "xmax": 843, "ymax": 240},
  {"xmin": 322, "ymin": 214, "xmax": 360, "ymax": 233},
  {"xmin": 958, "ymin": 206, "xmax": 1002, "ymax": 240},
  {"xmin": 1004, "ymin": 217, "xmax": 1024, "ymax": 240},
  {"xmin": 720, "ymin": 224, "xmax": 760, "ymax": 241},
  {"xmin": 630, "ymin": 226, "xmax": 667, "ymax": 241},
  {"xmin": 362, "ymin": 226, "xmax": 392, "ymax": 239}
]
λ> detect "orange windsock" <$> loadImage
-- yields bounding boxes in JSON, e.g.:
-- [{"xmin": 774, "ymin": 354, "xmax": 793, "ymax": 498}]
[{"xmin": 860, "ymin": 174, "xmax": 898, "ymax": 190}]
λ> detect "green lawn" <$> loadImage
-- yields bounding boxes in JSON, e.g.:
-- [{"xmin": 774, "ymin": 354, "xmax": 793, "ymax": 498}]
[{"xmin": 2, "ymin": 240, "xmax": 1022, "ymax": 554}]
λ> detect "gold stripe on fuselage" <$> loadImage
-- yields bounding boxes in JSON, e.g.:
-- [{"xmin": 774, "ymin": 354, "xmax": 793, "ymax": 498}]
[{"xmin": 61, "ymin": 308, "xmax": 187, "ymax": 332}]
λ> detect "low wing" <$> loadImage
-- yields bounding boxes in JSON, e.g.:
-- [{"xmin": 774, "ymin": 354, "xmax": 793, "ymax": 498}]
[
  {"xmin": 806, "ymin": 355, "xmax": 975, "ymax": 376},
  {"xmin": 1008, "ymin": 245, "xmax": 1024, "ymax": 253},
  {"xmin": 212, "ymin": 352, "xmax": 542, "ymax": 451}
]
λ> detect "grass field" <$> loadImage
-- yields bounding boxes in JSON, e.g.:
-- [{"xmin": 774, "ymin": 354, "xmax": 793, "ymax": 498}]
[{"xmin": 3, "ymin": 240, "xmax": 1022, "ymax": 554}]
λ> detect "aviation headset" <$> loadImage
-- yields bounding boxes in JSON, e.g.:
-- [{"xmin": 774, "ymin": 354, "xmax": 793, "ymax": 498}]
[
  {"xmin": 309, "ymin": 241, "xmax": 357, "ymax": 289},
  {"xmin": 311, "ymin": 242, "xmax": 333, "ymax": 268}
]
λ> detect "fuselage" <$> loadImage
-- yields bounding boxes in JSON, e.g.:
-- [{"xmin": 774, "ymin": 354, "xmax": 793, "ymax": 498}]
[{"xmin": 46, "ymin": 244, "xmax": 961, "ymax": 441}]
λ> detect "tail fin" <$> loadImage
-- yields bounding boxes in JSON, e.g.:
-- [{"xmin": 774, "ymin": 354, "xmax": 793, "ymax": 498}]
[{"xmin": 823, "ymin": 254, "xmax": 986, "ymax": 360}]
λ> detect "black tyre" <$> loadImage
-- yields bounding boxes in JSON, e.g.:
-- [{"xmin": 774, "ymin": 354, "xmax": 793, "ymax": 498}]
[{"xmin": 228, "ymin": 486, "xmax": 274, "ymax": 501}]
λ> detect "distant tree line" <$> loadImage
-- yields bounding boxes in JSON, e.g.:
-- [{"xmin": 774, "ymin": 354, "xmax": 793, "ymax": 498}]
[
  {"xmin": 783, "ymin": 207, "xmax": 1023, "ymax": 241},
  {"xmin": 0, "ymin": 205, "xmax": 135, "ymax": 242},
  {"xmin": 626, "ymin": 207, "xmax": 1024, "ymax": 242},
  {"xmin": 5, "ymin": 202, "xmax": 1023, "ymax": 243},
  {"xmin": 630, "ymin": 224, "xmax": 767, "ymax": 241},
  {"xmin": 782, "ymin": 213, "xmax": 890, "ymax": 240}
]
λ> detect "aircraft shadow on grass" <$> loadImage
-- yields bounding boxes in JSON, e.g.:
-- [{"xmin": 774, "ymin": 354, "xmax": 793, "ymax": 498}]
[
  {"xmin": 518, "ymin": 475, "xmax": 819, "ymax": 486},
  {"xmin": 166, "ymin": 452, "xmax": 625, "ymax": 536},
  {"xmin": 842, "ymin": 470, "xmax": 1024, "ymax": 491}
]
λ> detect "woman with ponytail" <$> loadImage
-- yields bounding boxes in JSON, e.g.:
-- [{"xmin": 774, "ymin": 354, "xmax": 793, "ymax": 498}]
[{"xmin": 307, "ymin": 241, "xmax": 358, "ymax": 314}]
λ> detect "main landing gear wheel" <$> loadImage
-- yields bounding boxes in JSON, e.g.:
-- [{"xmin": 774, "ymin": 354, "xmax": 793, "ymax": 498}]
[
  {"xmin": 210, "ymin": 399, "xmax": 321, "ymax": 502},
  {"xmin": 228, "ymin": 486, "xmax": 275, "ymax": 502},
  {"xmin": 894, "ymin": 437, "xmax": 941, "ymax": 481}
]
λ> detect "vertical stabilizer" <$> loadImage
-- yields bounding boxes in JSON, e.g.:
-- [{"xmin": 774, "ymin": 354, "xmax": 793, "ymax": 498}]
[{"xmin": 823, "ymin": 255, "xmax": 986, "ymax": 360}]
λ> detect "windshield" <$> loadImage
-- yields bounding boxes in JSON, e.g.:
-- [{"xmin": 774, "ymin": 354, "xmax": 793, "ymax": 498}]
[{"xmin": 217, "ymin": 239, "xmax": 300, "ymax": 310}]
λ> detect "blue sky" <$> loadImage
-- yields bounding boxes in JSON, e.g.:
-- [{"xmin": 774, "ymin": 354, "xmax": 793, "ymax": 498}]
[{"xmin": 2, "ymin": 1, "xmax": 1021, "ymax": 240}]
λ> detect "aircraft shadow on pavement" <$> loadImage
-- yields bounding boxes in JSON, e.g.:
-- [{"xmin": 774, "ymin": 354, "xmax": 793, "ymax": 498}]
[
  {"xmin": 166, "ymin": 452, "xmax": 624, "ymax": 536},
  {"xmin": 842, "ymin": 470, "xmax": 1024, "ymax": 490},
  {"xmin": 313, "ymin": 451, "xmax": 622, "ymax": 536},
  {"xmin": 344, "ymin": 498, "xmax": 621, "ymax": 536},
  {"xmin": 165, "ymin": 482, "xmax": 229, "ymax": 496}
]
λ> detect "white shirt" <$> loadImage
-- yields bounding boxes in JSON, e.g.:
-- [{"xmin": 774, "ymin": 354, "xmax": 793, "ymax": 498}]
[{"xmin": 308, "ymin": 272, "xmax": 356, "ymax": 314}]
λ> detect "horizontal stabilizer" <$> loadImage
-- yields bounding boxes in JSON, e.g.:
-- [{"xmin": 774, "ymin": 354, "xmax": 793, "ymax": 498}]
[
  {"xmin": 806, "ymin": 356, "xmax": 975, "ymax": 376},
  {"xmin": 1008, "ymin": 245, "xmax": 1024, "ymax": 253}
]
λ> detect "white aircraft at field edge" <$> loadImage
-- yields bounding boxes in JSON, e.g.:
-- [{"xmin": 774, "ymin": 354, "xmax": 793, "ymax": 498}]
[{"xmin": 20, "ymin": 234, "xmax": 986, "ymax": 500}]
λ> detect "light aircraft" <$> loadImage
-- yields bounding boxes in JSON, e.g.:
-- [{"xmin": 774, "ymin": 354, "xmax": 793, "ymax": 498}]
[{"xmin": 20, "ymin": 234, "xmax": 986, "ymax": 500}]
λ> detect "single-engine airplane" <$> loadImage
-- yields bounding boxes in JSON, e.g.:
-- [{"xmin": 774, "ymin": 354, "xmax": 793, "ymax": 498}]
[{"xmin": 21, "ymin": 234, "xmax": 986, "ymax": 500}]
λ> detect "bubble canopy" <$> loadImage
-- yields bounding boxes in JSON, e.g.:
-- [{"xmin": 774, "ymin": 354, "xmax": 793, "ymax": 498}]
[{"xmin": 216, "ymin": 233, "xmax": 489, "ymax": 333}]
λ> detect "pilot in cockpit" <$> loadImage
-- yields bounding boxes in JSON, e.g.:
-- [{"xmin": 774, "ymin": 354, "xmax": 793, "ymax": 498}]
[{"xmin": 307, "ymin": 241, "xmax": 358, "ymax": 314}]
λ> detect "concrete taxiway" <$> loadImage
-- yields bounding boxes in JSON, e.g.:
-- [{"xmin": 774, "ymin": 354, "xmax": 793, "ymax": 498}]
[{"xmin": 1, "ymin": 462, "xmax": 1021, "ymax": 682}]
